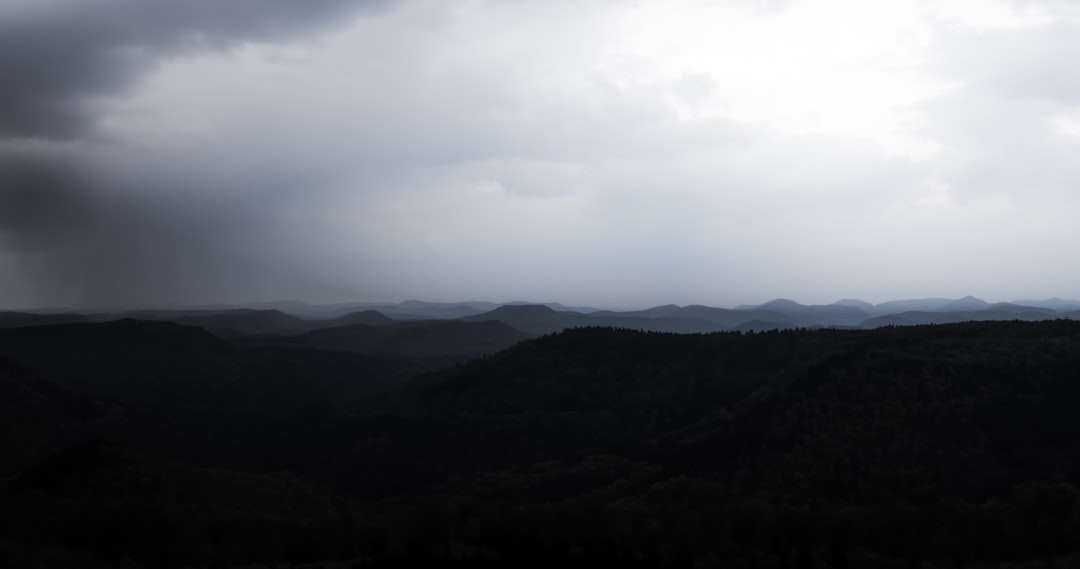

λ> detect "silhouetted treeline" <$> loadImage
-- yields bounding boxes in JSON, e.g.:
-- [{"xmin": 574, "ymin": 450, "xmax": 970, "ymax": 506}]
[{"xmin": 4, "ymin": 319, "xmax": 1080, "ymax": 567}]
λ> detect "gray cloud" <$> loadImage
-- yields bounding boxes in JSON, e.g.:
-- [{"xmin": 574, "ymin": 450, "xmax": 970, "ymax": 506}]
[
  {"xmin": 0, "ymin": 149, "xmax": 324, "ymax": 307},
  {"xmin": 0, "ymin": 151, "xmax": 88, "ymax": 245},
  {"xmin": 0, "ymin": 0, "xmax": 395, "ymax": 307},
  {"xmin": 923, "ymin": 18, "xmax": 1080, "ymax": 201},
  {"xmin": 933, "ymin": 23, "xmax": 1080, "ymax": 104},
  {"xmin": 0, "ymin": 0, "xmax": 392, "ymax": 138},
  {"xmin": 2, "ymin": 1, "xmax": 1080, "ymax": 309}
]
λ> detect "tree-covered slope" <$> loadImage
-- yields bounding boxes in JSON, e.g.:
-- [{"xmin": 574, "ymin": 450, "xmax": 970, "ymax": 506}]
[
  {"xmin": 259, "ymin": 320, "xmax": 1080, "ymax": 567},
  {"xmin": 6, "ymin": 320, "xmax": 1080, "ymax": 567}
]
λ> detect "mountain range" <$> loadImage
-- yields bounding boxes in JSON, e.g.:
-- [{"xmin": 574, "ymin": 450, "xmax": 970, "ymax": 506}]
[
  {"xmin": 4, "ymin": 297, "xmax": 1080, "ymax": 566},
  {"xmin": 6, "ymin": 296, "xmax": 1078, "ymax": 341}
]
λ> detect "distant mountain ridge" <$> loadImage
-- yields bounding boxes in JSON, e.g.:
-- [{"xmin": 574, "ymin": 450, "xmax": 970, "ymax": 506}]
[
  {"xmin": 453, "ymin": 296, "xmax": 1080, "ymax": 335},
  {"xmin": 4, "ymin": 296, "xmax": 1079, "ymax": 338}
]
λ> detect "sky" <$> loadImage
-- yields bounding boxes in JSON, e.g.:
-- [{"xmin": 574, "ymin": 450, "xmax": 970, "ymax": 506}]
[{"xmin": 1, "ymin": 0, "xmax": 1079, "ymax": 310}]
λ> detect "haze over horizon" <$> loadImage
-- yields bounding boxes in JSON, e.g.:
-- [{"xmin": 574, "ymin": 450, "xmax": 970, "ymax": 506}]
[{"xmin": 3, "ymin": 1, "xmax": 1079, "ymax": 310}]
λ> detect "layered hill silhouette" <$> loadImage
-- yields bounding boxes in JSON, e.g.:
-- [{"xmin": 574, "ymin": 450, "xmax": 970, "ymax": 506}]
[
  {"xmin": 5, "ymin": 299, "xmax": 1080, "ymax": 567},
  {"xmin": 450, "ymin": 296, "xmax": 1078, "ymax": 335},
  {"xmin": 248, "ymin": 319, "xmax": 530, "ymax": 359},
  {"xmin": 244, "ymin": 320, "xmax": 1080, "ymax": 567},
  {"xmin": 14, "ymin": 296, "xmax": 1077, "ymax": 340},
  {"xmin": 0, "ymin": 311, "xmax": 90, "ymax": 328},
  {"xmin": 0, "ymin": 319, "xmax": 428, "ymax": 461},
  {"xmin": 110, "ymin": 307, "xmax": 397, "ymax": 336}
]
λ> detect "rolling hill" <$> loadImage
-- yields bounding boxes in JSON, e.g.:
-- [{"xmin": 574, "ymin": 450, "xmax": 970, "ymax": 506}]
[
  {"xmin": 251, "ymin": 319, "xmax": 531, "ymax": 359},
  {"xmin": 250, "ymin": 319, "xmax": 1080, "ymax": 567},
  {"xmin": 5, "ymin": 300, "xmax": 1080, "ymax": 566}
]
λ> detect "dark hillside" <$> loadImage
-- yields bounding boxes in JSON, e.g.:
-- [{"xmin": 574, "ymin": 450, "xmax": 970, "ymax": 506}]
[
  {"xmin": 0, "ymin": 357, "xmax": 198, "ymax": 475},
  {"xmin": 0, "ymin": 320, "xmax": 425, "ymax": 466},
  {"xmin": 1, "ymin": 441, "xmax": 361, "ymax": 568},
  {"xmin": 250, "ymin": 319, "xmax": 531, "ymax": 359},
  {"xmin": 318, "ymin": 309, "xmax": 396, "ymax": 327},
  {"xmin": 6, "ymin": 319, "xmax": 1080, "ymax": 567},
  {"xmin": 255, "ymin": 320, "xmax": 1080, "ymax": 567},
  {"xmin": 0, "ymin": 320, "xmax": 237, "ymax": 402},
  {"xmin": 862, "ymin": 309, "xmax": 1060, "ymax": 328},
  {"xmin": 250, "ymin": 326, "xmax": 820, "ymax": 490},
  {"xmin": 120, "ymin": 308, "xmax": 311, "ymax": 336},
  {"xmin": 463, "ymin": 304, "xmax": 593, "ymax": 334},
  {"xmin": 0, "ymin": 319, "xmax": 410, "ymax": 407},
  {"xmin": 0, "ymin": 311, "xmax": 90, "ymax": 328}
]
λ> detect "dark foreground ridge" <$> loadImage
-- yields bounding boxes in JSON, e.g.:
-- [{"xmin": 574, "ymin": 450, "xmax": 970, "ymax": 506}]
[{"xmin": 2, "ymin": 318, "xmax": 1080, "ymax": 567}]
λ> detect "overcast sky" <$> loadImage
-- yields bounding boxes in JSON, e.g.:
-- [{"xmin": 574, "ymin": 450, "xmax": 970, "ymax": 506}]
[{"xmin": 2, "ymin": 0, "xmax": 1079, "ymax": 310}]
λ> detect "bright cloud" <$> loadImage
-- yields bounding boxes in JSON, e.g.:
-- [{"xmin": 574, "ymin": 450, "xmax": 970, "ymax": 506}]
[{"xmin": 1, "ymin": 0, "xmax": 1079, "ymax": 308}]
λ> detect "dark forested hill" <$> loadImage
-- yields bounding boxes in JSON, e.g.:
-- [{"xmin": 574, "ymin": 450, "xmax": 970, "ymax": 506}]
[
  {"xmin": 0, "ymin": 311, "xmax": 91, "ymax": 328},
  {"xmin": 319, "ymin": 309, "xmax": 397, "ymax": 327},
  {"xmin": 245, "ymin": 319, "xmax": 531, "ymax": 359},
  {"xmin": 252, "ymin": 320, "xmax": 1080, "ymax": 567},
  {"xmin": 0, "ymin": 319, "xmax": 419, "ymax": 404},
  {"xmin": 5, "ymin": 319, "xmax": 1080, "ymax": 567},
  {"xmin": 123, "ymin": 307, "xmax": 405, "ymax": 335},
  {"xmin": 0, "ymin": 319, "xmax": 432, "ymax": 468},
  {"xmin": 0, "ymin": 440, "xmax": 359, "ymax": 568},
  {"xmin": 0, "ymin": 357, "xmax": 200, "ymax": 476},
  {"xmin": 118, "ymin": 308, "xmax": 313, "ymax": 336},
  {"xmin": 462, "ymin": 304, "xmax": 594, "ymax": 334}
]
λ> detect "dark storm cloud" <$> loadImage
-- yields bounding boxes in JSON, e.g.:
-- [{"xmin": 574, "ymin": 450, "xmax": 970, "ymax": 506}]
[
  {"xmin": 0, "ymin": 0, "xmax": 395, "ymax": 308},
  {"xmin": 0, "ymin": 152, "xmax": 87, "ymax": 244},
  {"xmin": 0, "ymin": 0, "xmax": 393, "ymax": 138},
  {"xmin": 0, "ymin": 148, "xmax": 355, "ymax": 308}
]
